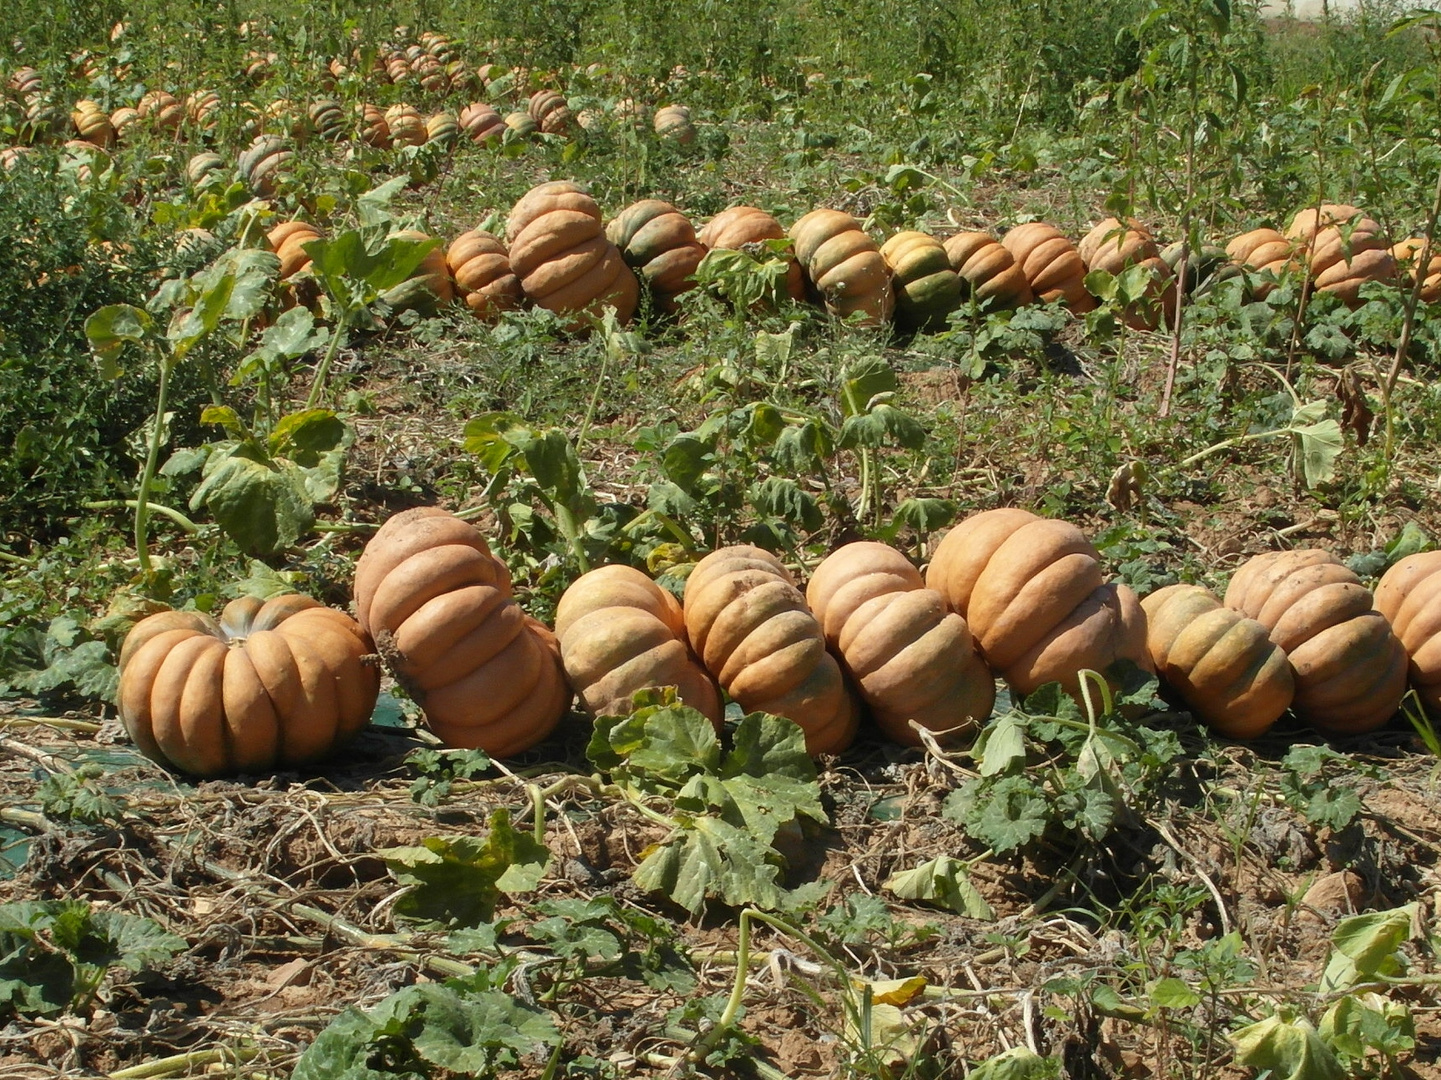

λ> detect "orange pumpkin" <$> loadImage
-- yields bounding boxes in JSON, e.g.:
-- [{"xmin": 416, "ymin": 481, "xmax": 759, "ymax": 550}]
[
  {"xmin": 880, "ymin": 231, "xmax": 963, "ymax": 331},
  {"xmin": 1000, "ymin": 223, "xmax": 1096, "ymax": 313},
  {"xmin": 447, "ymin": 231, "xmax": 524, "ymax": 320},
  {"xmin": 1224, "ymin": 549, "xmax": 1406, "ymax": 733},
  {"xmin": 1374, "ymin": 550, "xmax": 1441, "ymax": 714},
  {"xmin": 353, "ymin": 507, "xmax": 570, "ymax": 756},
  {"xmin": 606, "ymin": 200, "xmax": 706, "ymax": 311},
  {"xmin": 942, "ymin": 232, "xmax": 1034, "ymax": 310},
  {"xmin": 788, "ymin": 209, "xmax": 894, "ymax": 326},
  {"xmin": 697, "ymin": 206, "xmax": 807, "ymax": 301},
  {"xmin": 117, "ymin": 595, "xmax": 379, "ymax": 777}
]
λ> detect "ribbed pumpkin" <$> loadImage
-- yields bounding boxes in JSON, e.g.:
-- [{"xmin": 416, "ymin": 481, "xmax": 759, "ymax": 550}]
[
  {"xmin": 943, "ymin": 231, "xmax": 1034, "ymax": 310},
  {"xmin": 9, "ymin": 67, "xmax": 40, "ymax": 95},
  {"xmin": 459, "ymin": 102, "xmax": 506, "ymax": 144},
  {"xmin": 358, "ymin": 104, "xmax": 391, "ymax": 148},
  {"xmin": 1374, "ymin": 550, "xmax": 1441, "ymax": 714},
  {"xmin": 555, "ymin": 565, "xmax": 722, "ymax": 726},
  {"xmin": 788, "ymin": 209, "xmax": 894, "ymax": 326},
  {"xmin": 117, "ymin": 595, "xmax": 379, "ymax": 778},
  {"xmin": 926, "ymin": 508, "xmax": 1149, "ymax": 696},
  {"xmin": 353, "ymin": 507, "xmax": 570, "ymax": 755},
  {"xmin": 1392, "ymin": 238, "xmax": 1441, "ymax": 303},
  {"xmin": 807, "ymin": 542, "xmax": 993, "ymax": 745},
  {"xmin": 71, "ymin": 101, "xmax": 115, "ymax": 149},
  {"xmin": 306, "ymin": 99, "xmax": 346, "ymax": 141},
  {"xmin": 506, "ymin": 180, "xmax": 639, "ymax": 328},
  {"xmin": 1286, "ymin": 204, "xmax": 1396, "ymax": 307},
  {"xmin": 654, "ymin": 104, "xmax": 695, "ymax": 145},
  {"xmin": 237, "ymin": 134, "xmax": 292, "ymax": 197},
  {"xmin": 384, "ymin": 103, "xmax": 427, "ymax": 147},
  {"xmin": 606, "ymin": 199, "xmax": 706, "ymax": 312},
  {"xmin": 1141, "ymin": 584, "xmax": 1294, "ymax": 738},
  {"xmin": 185, "ymin": 90, "xmax": 220, "ymax": 132},
  {"xmin": 137, "ymin": 89, "xmax": 183, "ymax": 130},
  {"xmin": 109, "ymin": 106, "xmax": 140, "ymax": 140},
  {"xmin": 528, "ymin": 89, "xmax": 574, "ymax": 135},
  {"xmin": 1224, "ymin": 549, "xmax": 1407, "ymax": 733},
  {"xmin": 186, "ymin": 151, "xmax": 228, "ymax": 187},
  {"xmin": 1077, "ymin": 216, "xmax": 1177, "ymax": 330},
  {"xmin": 1225, "ymin": 227, "xmax": 1297, "ymax": 297},
  {"xmin": 447, "ymin": 230, "xmax": 524, "ymax": 320},
  {"xmin": 381, "ymin": 229, "xmax": 455, "ymax": 314},
  {"xmin": 683, "ymin": 545, "xmax": 859, "ymax": 755},
  {"xmin": 504, "ymin": 111, "xmax": 538, "ymax": 139},
  {"xmin": 1000, "ymin": 223, "xmax": 1097, "ymax": 313},
  {"xmin": 697, "ymin": 206, "xmax": 807, "ymax": 301},
  {"xmin": 880, "ymin": 231, "xmax": 963, "ymax": 331},
  {"xmin": 267, "ymin": 220, "xmax": 321, "ymax": 278},
  {"xmin": 424, "ymin": 111, "xmax": 460, "ymax": 147}
]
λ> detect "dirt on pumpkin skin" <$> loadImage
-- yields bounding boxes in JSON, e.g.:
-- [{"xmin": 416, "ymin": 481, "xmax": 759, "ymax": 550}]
[{"xmin": 0, "ymin": 700, "xmax": 1438, "ymax": 1079}]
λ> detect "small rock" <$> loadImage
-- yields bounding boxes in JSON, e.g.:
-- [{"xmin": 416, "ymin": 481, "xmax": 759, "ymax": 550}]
[{"xmin": 1298, "ymin": 870, "xmax": 1364, "ymax": 922}]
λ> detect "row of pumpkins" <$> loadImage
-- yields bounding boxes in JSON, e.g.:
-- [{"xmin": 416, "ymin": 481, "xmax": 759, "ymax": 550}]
[
  {"xmin": 251, "ymin": 183, "xmax": 1440, "ymax": 335},
  {"xmin": 1, "ymin": 78, "xmax": 693, "ymax": 162},
  {"xmin": 116, "ymin": 504, "xmax": 1441, "ymax": 778}
]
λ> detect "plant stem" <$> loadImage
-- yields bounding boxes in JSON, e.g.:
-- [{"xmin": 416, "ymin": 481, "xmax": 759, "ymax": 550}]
[
  {"xmin": 134, "ymin": 356, "xmax": 174, "ymax": 580},
  {"xmin": 553, "ymin": 501, "xmax": 591, "ymax": 575},
  {"xmin": 305, "ymin": 314, "xmax": 349, "ymax": 410},
  {"xmin": 1381, "ymin": 163, "xmax": 1441, "ymax": 473},
  {"xmin": 109, "ymin": 1045, "xmax": 261, "ymax": 1080},
  {"xmin": 83, "ymin": 500, "xmax": 198, "ymax": 534},
  {"xmin": 0, "ymin": 550, "xmax": 32, "ymax": 567}
]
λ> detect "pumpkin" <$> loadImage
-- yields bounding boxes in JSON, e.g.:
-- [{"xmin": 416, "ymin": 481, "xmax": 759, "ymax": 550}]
[
  {"xmin": 606, "ymin": 199, "xmax": 706, "ymax": 312},
  {"xmin": 504, "ymin": 111, "xmax": 538, "ymax": 139},
  {"xmin": 446, "ymin": 60, "xmax": 480, "ymax": 95},
  {"xmin": 381, "ymin": 229, "xmax": 454, "ymax": 314},
  {"xmin": 353, "ymin": 507, "xmax": 570, "ymax": 755},
  {"xmin": 71, "ymin": 101, "xmax": 115, "ymax": 148},
  {"xmin": 384, "ymin": 103, "xmax": 427, "ymax": 146},
  {"xmin": 1077, "ymin": 217, "xmax": 1177, "ymax": 329},
  {"xmin": 9, "ymin": 67, "xmax": 40, "ymax": 95},
  {"xmin": 788, "ymin": 209, "xmax": 894, "ymax": 326},
  {"xmin": 697, "ymin": 205, "xmax": 807, "ymax": 301},
  {"xmin": 414, "ymin": 55, "xmax": 449, "ymax": 94},
  {"xmin": 1140, "ymin": 584, "xmax": 1293, "ymax": 738},
  {"xmin": 267, "ymin": 220, "xmax": 321, "ymax": 278},
  {"xmin": 22, "ymin": 98, "xmax": 65, "ymax": 143},
  {"xmin": 424, "ymin": 110, "xmax": 460, "ymax": 147},
  {"xmin": 447, "ymin": 230, "xmax": 524, "ymax": 320},
  {"xmin": 185, "ymin": 90, "xmax": 220, "ymax": 132},
  {"xmin": 529, "ymin": 89, "xmax": 574, "ymax": 135},
  {"xmin": 880, "ymin": 231, "xmax": 963, "ymax": 331},
  {"xmin": 117, "ymin": 594, "xmax": 379, "ymax": 778},
  {"xmin": 0, "ymin": 147, "xmax": 31, "ymax": 170},
  {"xmin": 1286, "ymin": 204, "xmax": 1396, "ymax": 307},
  {"xmin": 1224, "ymin": 549, "xmax": 1407, "ymax": 733},
  {"xmin": 237, "ymin": 134, "xmax": 292, "ymax": 197},
  {"xmin": 683, "ymin": 545, "xmax": 859, "ymax": 755},
  {"xmin": 942, "ymin": 231, "xmax": 1034, "ymax": 310},
  {"xmin": 1225, "ymin": 227, "xmax": 1297, "ymax": 297},
  {"xmin": 506, "ymin": 180, "xmax": 639, "ymax": 328},
  {"xmin": 459, "ymin": 102, "xmax": 506, "ymax": 144},
  {"xmin": 358, "ymin": 104, "xmax": 391, "ymax": 148},
  {"xmin": 926, "ymin": 508, "xmax": 1149, "ymax": 696},
  {"xmin": 654, "ymin": 104, "xmax": 695, "ymax": 145},
  {"xmin": 304, "ymin": 99, "xmax": 345, "ymax": 141},
  {"xmin": 185, "ymin": 151, "xmax": 228, "ymax": 187},
  {"xmin": 1000, "ymin": 223, "xmax": 1097, "ymax": 313},
  {"xmin": 137, "ymin": 89, "xmax": 183, "ymax": 130},
  {"xmin": 555, "ymin": 565, "xmax": 722, "ymax": 726},
  {"xmin": 384, "ymin": 51, "xmax": 412, "ymax": 84},
  {"xmin": 1392, "ymin": 238, "xmax": 1441, "ymax": 303},
  {"xmin": 1373, "ymin": 550, "xmax": 1441, "ymax": 714},
  {"xmin": 109, "ymin": 106, "xmax": 140, "ymax": 140},
  {"xmin": 1159, "ymin": 241, "xmax": 1237, "ymax": 296},
  {"xmin": 807, "ymin": 542, "xmax": 993, "ymax": 745}
]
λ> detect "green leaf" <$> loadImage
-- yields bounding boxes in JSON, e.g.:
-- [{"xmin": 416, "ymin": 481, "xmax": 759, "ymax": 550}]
[
  {"xmin": 1319, "ymin": 992, "xmax": 1415, "ymax": 1064},
  {"xmin": 662, "ymin": 434, "xmax": 713, "ymax": 492},
  {"xmin": 1294, "ymin": 417, "xmax": 1343, "ymax": 488},
  {"xmin": 840, "ymin": 357, "xmax": 897, "ymax": 417},
  {"xmin": 1147, "ymin": 977, "xmax": 1201, "ymax": 1010},
  {"xmin": 1230, "ymin": 1013, "xmax": 1346, "ymax": 1080},
  {"xmin": 748, "ymin": 476, "xmax": 822, "ymax": 532},
  {"xmin": 883, "ymin": 855, "xmax": 993, "ymax": 919},
  {"xmin": 972, "ymin": 712, "xmax": 1028, "ymax": 776},
  {"xmin": 268, "ymin": 409, "xmax": 346, "ymax": 464},
  {"xmin": 380, "ymin": 810, "xmax": 550, "ymax": 930},
  {"xmin": 1320, "ymin": 904, "xmax": 1417, "ymax": 994},
  {"xmin": 189, "ymin": 445, "xmax": 315, "ymax": 555},
  {"xmin": 839, "ymin": 403, "xmax": 926, "ymax": 450},
  {"xmin": 968, "ymin": 1047, "xmax": 1060, "ymax": 1080},
  {"xmin": 882, "ymin": 497, "xmax": 956, "ymax": 539},
  {"xmin": 633, "ymin": 813, "xmax": 789, "ymax": 915},
  {"xmin": 84, "ymin": 304, "xmax": 153, "ymax": 378},
  {"xmin": 944, "ymin": 774, "xmax": 1050, "ymax": 853},
  {"xmin": 259, "ymin": 305, "xmax": 329, "ymax": 360}
]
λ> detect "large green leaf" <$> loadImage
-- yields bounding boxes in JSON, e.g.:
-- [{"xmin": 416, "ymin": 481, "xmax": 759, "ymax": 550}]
[
  {"xmin": 189, "ymin": 444, "xmax": 316, "ymax": 555},
  {"xmin": 1230, "ymin": 1013, "xmax": 1345, "ymax": 1080},
  {"xmin": 84, "ymin": 304, "xmax": 153, "ymax": 379}
]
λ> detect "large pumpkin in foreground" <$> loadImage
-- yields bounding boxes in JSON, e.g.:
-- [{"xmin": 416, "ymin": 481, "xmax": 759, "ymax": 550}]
[
  {"xmin": 118, "ymin": 595, "xmax": 379, "ymax": 777},
  {"xmin": 1141, "ymin": 583, "xmax": 1293, "ymax": 739},
  {"xmin": 1374, "ymin": 550, "xmax": 1441, "ymax": 714},
  {"xmin": 1224, "ymin": 549, "xmax": 1406, "ymax": 733},
  {"xmin": 683, "ymin": 545, "xmax": 859, "ymax": 755},
  {"xmin": 353, "ymin": 507, "xmax": 570, "ymax": 755}
]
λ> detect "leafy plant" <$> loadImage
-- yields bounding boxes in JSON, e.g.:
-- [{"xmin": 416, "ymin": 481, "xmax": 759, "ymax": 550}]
[
  {"xmin": 1277, "ymin": 745, "xmax": 1374, "ymax": 831},
  {"xmin": 586, "ymin": 692, "xmax": 828, "ymax": 916},
  {"xmin": 0, "ymin": 615, "xmax": 117, "ymax": 704},
  {"xmin": 0, "ymin": 900, "xmax": 184, "ymax": 1018}
]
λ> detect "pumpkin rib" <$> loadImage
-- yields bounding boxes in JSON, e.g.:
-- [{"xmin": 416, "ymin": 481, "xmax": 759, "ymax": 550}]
[
  {"xmin": 392, "ymin": 584, "xmax": 518, "ymax": 687},
  {"xmin": 221, "ymin": 644, "xmax": 282, "ymax": 772}
]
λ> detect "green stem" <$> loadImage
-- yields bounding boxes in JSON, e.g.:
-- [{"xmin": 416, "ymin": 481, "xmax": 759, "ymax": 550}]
[
  {"xmin": 1178, "ymin": 427, "xmax": 1288, "ymax": 469},
  {"xmin": 554, "ymin": 501, "xmax": 591, "ymax": 575},
  {"xmin": 134, "ymin": 356, "xmax": 174, "ymax": 580},
  {"xmin": 0, "ymin": 550, "xmax": 32, "ymax": 567},
  {"xmin": 109, "ymin": 1044, "xmax": 261, "ymax": 1080},
  {"xmin": 83, "ymin": 500, "xmax": 198, "ymax": 534},
  {"xmin": 1382, "ymin": 164, "xmax": 1441, "ymax": 473},
  {"xmin": 305, "ymin": 314, "xmax": 349, "ymax": 411}
]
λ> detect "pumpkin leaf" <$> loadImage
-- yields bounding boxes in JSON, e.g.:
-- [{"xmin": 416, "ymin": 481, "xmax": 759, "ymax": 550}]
[
  {"xmin": 967, "ymin": 1047, "xmax": 1059, "ymax": 1080},
  {"xmin": 633, "ymin": 813, "xmax": 790, "ymax": 914},
  {"xmin": 883, "ymin": 855, "xmax": 993, "ymax": 919},
  {"xmin": 380, "ymin": 810, "xmax": 550, "ymax": 930},
  {"xmin": 84, "ymin": 303, "xmax": 153, "ymax": 379},
  {"xmin": 1319, "ymin": 904, "xmax": 1417, "ymax": 994},
  {"xmin": 188, "ymin": 444, "xmax": 316, "ymax": 555},
  {"xmin": 1230, "ymin": 1012, "xmax": 1346, "ymax": 1080}
]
